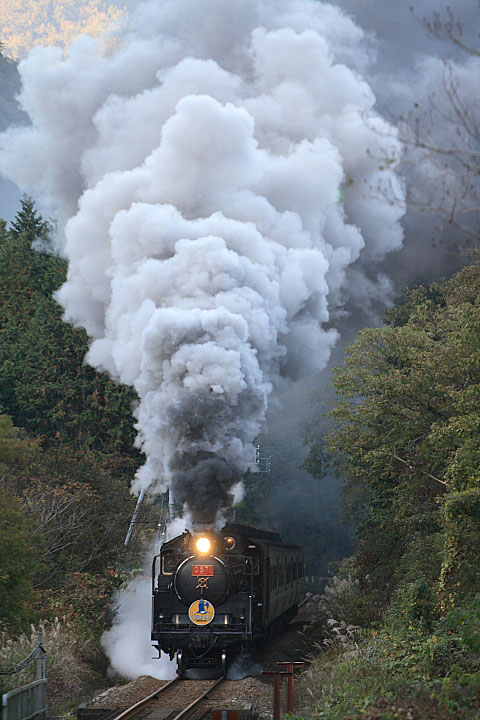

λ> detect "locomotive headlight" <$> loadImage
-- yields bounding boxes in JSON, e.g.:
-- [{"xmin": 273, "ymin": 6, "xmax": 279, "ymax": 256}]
[{"xmin": 195, "ymin": 537, "xmax": 211, "ymax": 554}]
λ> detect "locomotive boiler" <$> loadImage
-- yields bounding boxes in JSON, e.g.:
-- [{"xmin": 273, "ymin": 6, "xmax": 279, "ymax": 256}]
[{"xmin": 151, "ymin": 523, "xmax": 303, "ymax": 674}]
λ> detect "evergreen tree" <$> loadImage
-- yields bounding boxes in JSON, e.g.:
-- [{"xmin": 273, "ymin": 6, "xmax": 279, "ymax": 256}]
[
  {"xmin": 0, "ymin": 490, "xmax": 41, "ymax": 630},
  {"xmin": 0, "ymin": 198, "xmax": 140, "ymax": 465},
  {"xmin": 10, "ymin": 194, "xmax": 52, "ymax": 243}
]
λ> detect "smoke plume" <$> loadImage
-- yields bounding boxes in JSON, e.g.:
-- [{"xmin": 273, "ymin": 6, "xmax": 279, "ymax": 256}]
[
  {"xmin": 0, "ymin": 0, "xmax": 404, "ymax": 522},
  {"xmin": 101, "ymin": 575, "xmax": 177, "ymax": 679}
]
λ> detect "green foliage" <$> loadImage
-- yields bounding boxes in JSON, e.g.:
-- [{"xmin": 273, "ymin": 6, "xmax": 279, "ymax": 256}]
[
  {"xmin": 0, "ymin": 416, "xmax": 41, "ymax": 630},
  {"xmin": 313, "ymin": 260, "xmax": 480, "ymax": 610},
  {"xmin": 0, "ymin": 199, "xmax": 152, "ymax": 658},
  {"xmin": 0, "ymin": 199, "xmax": 153, "ymax": 712},
  {"xmin": 395, "ymin": 577, "xmax": 437, "ymax": 631},
  {"xmin": 10, "ymin": 194, "xmax": 52, "ymax": 243},
  {"xmin": 0, "ymin": 491, "xmax": 40, "ymax": 631},
  {"xmin": 10, "ymin": 443, "xmax": 139, "ymax": 589},
  {"xmin": 41, "ymin": 569, "xmax": 124, "ymax": 644},
  {"xmin": 296, "ymin": 618, "xmax": 480, "ymax": 719},
  {"xmin": 440, "ymin": 490, "xmax": 480, "ymax": 609},
  {"xmin": 298, "ymin": 260, "xmax": 480, "ymax": 718},
  {"xmin": 0, "ymin": 412, "xmax": 140, "ymax": 632},
  {"xmin": 443, "ymin": 596, "xmax": 480, "ymax": 653},
  {"xmin": 0, "ymin": 412, "xmax": 38, "ymax": 473},
  {"xmin": 0, "ymin": 198, "xmax": 140, "ymax": 461}
]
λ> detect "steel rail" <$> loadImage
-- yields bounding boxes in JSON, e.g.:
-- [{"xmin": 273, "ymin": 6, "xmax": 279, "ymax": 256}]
[
  {"xmin": 110, "ymin": 676, "xmax": 180, "ymax": 720},
  {"xmin": 170, "ymin": 676, "xmax": 226, "ymax": 720}
]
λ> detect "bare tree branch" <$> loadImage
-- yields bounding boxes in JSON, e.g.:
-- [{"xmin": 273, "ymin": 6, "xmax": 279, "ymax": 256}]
[
  {"xmin": 392, "ymin": 452, "xmax": 447, "ymax": 488},
  {"xmin": 410, "ymin": 6, "xmax": 480, "ymax": 57}
]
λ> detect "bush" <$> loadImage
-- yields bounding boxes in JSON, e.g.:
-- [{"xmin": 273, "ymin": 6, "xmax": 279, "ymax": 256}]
[
  {"xmin": 305, "ymin": 570, "xmax": 381, "ymax": 644},
  {"xmin": 443, "ymin": 595, "xmax": 480, "ymax": 652},
  {"xmin": 440, "ymin": 490, "xmax": 480, "ymax": 610},
  {"xmin": 296, "ymin": 617, "xmax": 480, "ymax": 720},
  {"xmin": 0, "ymin": 489, "xmax": 42, "ymax": 631},
  {"xmin": 389, "ymin": 576, "xmax": 438, "ymax": 632}
]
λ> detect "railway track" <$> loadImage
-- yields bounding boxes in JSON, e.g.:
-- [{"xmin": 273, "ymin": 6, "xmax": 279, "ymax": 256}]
[{"xmin": 109, "ymin": 676, "xmax": 226, "ymax": 720}]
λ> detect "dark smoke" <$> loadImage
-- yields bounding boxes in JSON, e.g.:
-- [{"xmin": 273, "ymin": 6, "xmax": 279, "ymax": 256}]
[{"xmin": 166, "ymin": 392, "xmax": 248, "ymax": 522}]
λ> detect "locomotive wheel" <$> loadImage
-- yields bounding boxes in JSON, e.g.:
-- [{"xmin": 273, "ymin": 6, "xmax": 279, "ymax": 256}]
[
  {"xmin": 220, "ymin": 649, "xmax": 227, "ymax": 674},
  {"xmin": 176, "ymin": 650, "xmax": 185, "ymax": 677}
]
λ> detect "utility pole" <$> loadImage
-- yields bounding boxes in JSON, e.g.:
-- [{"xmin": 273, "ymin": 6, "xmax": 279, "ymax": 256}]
[
  {"xmin": 124, "ymin": 488, "xmax": 146, "ymax": 547},
  {"xmin": 255, "ymin": 444, "xmax": 272, "ymax": 473}
]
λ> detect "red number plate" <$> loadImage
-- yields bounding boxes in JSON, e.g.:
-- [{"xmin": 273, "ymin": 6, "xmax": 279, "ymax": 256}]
[{"xmin": 192, "ymin": 565, "xmax": 214, "ymax": 576}]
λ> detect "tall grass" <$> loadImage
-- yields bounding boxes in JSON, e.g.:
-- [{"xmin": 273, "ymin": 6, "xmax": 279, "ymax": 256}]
[
  {"xmin": 296, "ymin": 621, "xmax": 480, "ymax": 719},
  {"xmin": 0, "ymin": 618, "xmax": 95, "ymax": 712}
]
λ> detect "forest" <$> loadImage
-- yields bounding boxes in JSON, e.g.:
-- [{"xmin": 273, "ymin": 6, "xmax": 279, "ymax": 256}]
[
  {"xmin": 0, "ymin": 197, "xmax": 147, "ymax": 705},
  {"xmin": 0, "ymin": 1, "xmax": 124, "ymax": 59},
  {"xmin": 298, "ymin": 259, "xmax": 480, "ymax": 718},
  {"xmin": 1, "ymin": 201, "xmax": 478, "ymax": 719}
]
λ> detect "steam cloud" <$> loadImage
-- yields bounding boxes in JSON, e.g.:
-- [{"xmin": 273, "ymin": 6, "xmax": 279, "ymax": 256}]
[
  {"xmin": 101, "ymin": 575, "xmax": 177, "ymax": 679},
  {"xmin": 0, "ymin": 0, "xmax": 404, "ymax": 522}
]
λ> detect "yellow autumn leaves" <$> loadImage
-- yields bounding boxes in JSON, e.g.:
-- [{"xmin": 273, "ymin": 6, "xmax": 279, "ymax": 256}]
[{"xmin": 0, "ymin": 0, "xmax": 126, "ymax": 59}]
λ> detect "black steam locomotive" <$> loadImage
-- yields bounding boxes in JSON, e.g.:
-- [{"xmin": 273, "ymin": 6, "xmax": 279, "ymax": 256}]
[{"xmin": 151, "ymin": 523, "xmax": 303, "ymax": 674}]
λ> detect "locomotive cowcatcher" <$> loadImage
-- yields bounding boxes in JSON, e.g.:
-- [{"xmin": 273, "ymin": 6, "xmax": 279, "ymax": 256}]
[{"xmin": 151, "ymin": 523, "xmax": 303, "ymax": 674}]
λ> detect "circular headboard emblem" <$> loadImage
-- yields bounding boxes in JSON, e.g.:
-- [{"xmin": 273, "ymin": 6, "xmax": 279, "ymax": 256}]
[{"xmin": 188, "ymin": 599, "xmax": 215, "ymax": 626}]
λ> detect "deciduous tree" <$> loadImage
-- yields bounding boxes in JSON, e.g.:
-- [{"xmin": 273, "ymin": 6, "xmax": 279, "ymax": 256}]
[
  {"xmin": 0, "ymin": 0, "xmax": 125, "ymax": 60},
  {"xmin": 304, "ymin": 259, "xmax": 480, "ymax": 610}
]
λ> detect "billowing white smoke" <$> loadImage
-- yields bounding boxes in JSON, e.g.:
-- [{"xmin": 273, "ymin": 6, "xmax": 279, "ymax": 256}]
[
  {"xmin": 101, "ymin": 575, "xmax": 177, "ymax": 679},
  {"xmin": 0, "ymin": 0, "xmax": 404, "ymax": 522}
]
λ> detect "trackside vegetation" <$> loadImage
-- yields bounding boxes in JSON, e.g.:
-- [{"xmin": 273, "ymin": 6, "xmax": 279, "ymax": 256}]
[
  {"xmin": 300, "ymin": 259, "xmax": 480, "ymax": 719},
  {"xmin": 0, "ymin": 198, "xmax": 150, "ymax": 710}
]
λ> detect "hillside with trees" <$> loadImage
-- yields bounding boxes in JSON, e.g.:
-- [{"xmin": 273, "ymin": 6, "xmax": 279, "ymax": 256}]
[
  {"xmin": 0, "ymin": 198, "xmax": 150, "ymax": 709},
  {"xmin": 300, "ymin": 259, "xmax": 480, "ymax": 718},
  {"xmin": 0, "ymin": 1, "xmax": 124, "ymax": 59},
  {"xmin": 1, "ymin": 198, "xmax": 479, "ymax": 718},
  {"xmin": 0, "ymin": 3, "xmax": 478, "ymax": 717}
]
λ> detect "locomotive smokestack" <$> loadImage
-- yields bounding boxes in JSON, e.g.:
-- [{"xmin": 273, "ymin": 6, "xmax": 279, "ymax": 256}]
[{"xmin": 192, "ymin": 521, "xmax": 215, "ymax": 533}]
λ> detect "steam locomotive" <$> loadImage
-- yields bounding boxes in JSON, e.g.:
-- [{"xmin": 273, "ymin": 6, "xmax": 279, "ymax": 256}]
[{"xmin": 151, "ymin": 523, "xmax": 303, "ymax": 674}]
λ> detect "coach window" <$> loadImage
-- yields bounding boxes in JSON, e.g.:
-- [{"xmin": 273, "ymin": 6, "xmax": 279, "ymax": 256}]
[
  {"xmin": 245, "ymin": 555, "xmax": 259, "ymax": 574},
  {"xmin": 270, "ymin": 566, "xmax": 278, "ymax": 590}
]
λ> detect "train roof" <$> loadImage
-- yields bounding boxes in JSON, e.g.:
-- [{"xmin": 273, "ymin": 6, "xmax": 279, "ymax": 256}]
[
  {"xmin": 222, "ymin": 523, "xmax": 301, "ymax": 550},
  {"xmin": 221, "ymin": 523, "xmax": 281, "ymax": 542},
  {"xmin": 160, "ymin": 523, "xmax": 301, "ymax": 551}
]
